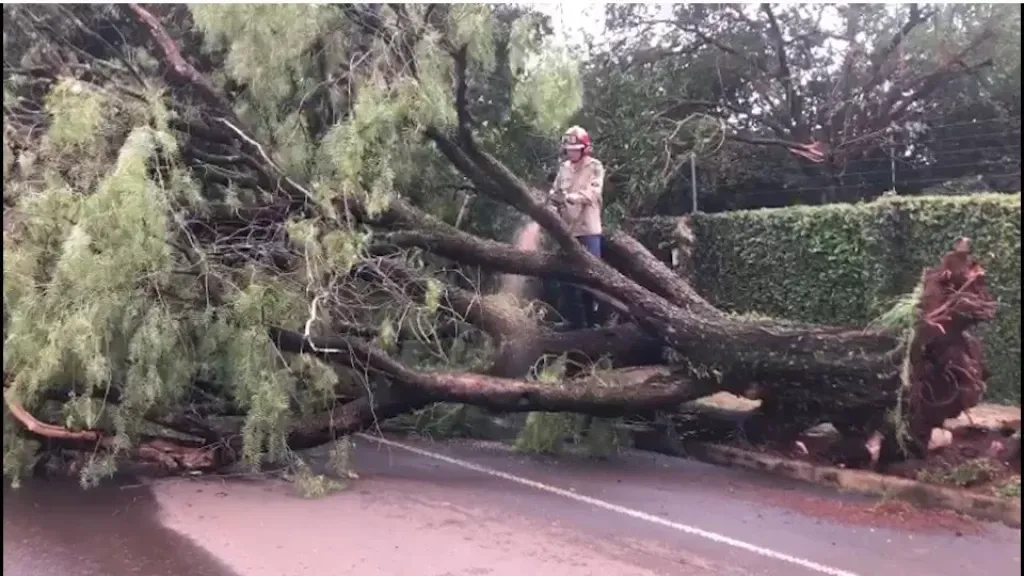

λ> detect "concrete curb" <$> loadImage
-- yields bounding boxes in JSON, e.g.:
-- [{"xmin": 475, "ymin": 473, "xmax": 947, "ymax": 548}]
[
  {"xmin": 680, "ymin": 442, "xmax": 1021, "ymax": 529},
  {"xmin": 395, "ymin": 412, "xmax": 1021, "ymax": 528}
]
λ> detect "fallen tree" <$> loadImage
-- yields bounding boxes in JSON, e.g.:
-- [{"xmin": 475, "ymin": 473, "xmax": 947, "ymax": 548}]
[{"xmin": 1, "ymin": 5, "xmax": 998, "ymax": 483}]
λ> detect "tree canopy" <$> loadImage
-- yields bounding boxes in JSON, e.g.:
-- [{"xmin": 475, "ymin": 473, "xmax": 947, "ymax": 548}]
[{"xmin": 1, "ymin": 4, "xmax": 1009, "ymax": 487}]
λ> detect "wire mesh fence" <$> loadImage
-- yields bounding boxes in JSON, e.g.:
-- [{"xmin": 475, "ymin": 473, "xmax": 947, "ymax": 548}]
[{"xmin": 685, "ymin": 115, "xmax": 1022, "ymax": 213}]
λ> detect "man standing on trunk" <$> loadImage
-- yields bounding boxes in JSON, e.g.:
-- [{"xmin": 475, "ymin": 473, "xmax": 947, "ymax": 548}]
[{"xmin": 547, "ymin": 125, "xmax": 605, "ymax": 329}]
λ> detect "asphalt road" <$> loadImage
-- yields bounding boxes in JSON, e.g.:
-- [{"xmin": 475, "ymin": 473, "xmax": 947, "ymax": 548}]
[{"xmin": 4, "ymin": 435, "xmax": 1021, "ymax": 576}]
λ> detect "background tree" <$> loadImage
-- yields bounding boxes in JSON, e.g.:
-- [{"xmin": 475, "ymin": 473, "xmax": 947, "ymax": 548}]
[{"xmin": 584, "ymin": 3, "xmax": 1020, "ymax": 213}]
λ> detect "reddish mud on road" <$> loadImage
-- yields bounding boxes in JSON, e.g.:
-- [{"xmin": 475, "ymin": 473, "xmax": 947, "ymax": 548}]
[{"xmin": 4, "ymin": 436, "xmax": 1021, "ymax": 576}]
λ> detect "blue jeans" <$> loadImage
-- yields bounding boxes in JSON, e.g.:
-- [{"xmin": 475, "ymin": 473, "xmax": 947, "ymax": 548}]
[{"xmin": 561, "ymin": 234, "xmax": 602, "ymax": 328}]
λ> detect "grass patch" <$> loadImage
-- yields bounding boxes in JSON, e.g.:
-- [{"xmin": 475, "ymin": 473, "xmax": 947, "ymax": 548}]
[
  {"xmin": 282, "ymin": 438, "xmax": 357, "ymax": 499},
  {"xmin": 993, "ymin": 476, "xmax": 1021, "ymax": 499},
  {"xmin": 916, "ymin": 458, "xmax": 998, "ymax": 488},
  {"xmin": 514, "ymin": 412, "xmax": 577, "ymax": 454},
  {"xmin": 288, "ymin": 460, "xmax": 349, "ymax": 498},
  {"xmin": 513, "ymin": 412, "xmax": 632, "ymax": 458},
  {"xmin": 384, "ymin": 403, "xmax": 483, "ymax": 439}
]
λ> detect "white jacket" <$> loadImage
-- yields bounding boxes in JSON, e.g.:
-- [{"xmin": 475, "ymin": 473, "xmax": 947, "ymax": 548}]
[{"xmin": 547, "ymin": 156, "xmax": 604, "ymax": 236}]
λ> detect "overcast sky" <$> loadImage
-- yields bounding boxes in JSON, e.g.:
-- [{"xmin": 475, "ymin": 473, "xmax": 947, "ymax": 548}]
[
  {"xmin": 530, "ymin": 3, "xmax": 608, "ymax": 51},
  {"xmin": 529, "ymin": 3, "xmax": 853, "ymax": 71}
]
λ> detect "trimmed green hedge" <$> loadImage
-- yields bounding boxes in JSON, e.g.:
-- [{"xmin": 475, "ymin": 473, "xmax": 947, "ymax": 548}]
[{"xmin": 632, "ymin": 193, "xmax": 1021, "ymax": 404}]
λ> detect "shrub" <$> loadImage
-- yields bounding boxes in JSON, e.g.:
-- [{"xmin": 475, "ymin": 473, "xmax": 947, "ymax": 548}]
[{"xmin": 633, "ymin": 193, "xmax": 1021, "ymax": 404}]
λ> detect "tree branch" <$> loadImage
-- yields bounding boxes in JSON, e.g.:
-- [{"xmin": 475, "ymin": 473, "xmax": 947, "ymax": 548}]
[
  {"xmin": 727, "ymin": 132, "xmax": 828, "ymax": 163},
  {"xmin": 437, "ymin": 46, "xmax": 586, "ymax": 256},
  {"xmin": 602, "ymin": 230, "xmax": 718, "ymax": 315},
  {"xmin": 759, "ymin": 3, "xmax": 803, "ymax": 135},
  {"xmin": 364, "ymin": 256, "xmax": 535, "ymax": 339},
  {"xmin": 3, "ymin": 389, "xmax": 222, "ymax": 471},
  {"xmin": 270, "ymin": 326, "xmax": 714, "ymax": 415},
  {"xmin": 861, "ymin": 4, "xmax": 932, "ymax": 98}
]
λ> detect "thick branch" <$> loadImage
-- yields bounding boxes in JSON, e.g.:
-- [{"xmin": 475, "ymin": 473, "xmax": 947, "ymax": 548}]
[
  {"xmin": 422, "ymin": 126, "xmax": 585, "ymax": 258},
  {"xmin": 3, "ymin": 389, "xmax": 221, "ymax": 472},
  {"xmin": 268, "ymin": 326, "xmax": 414, "ymax": 379},
  {"xmin": 486, "ymin": 323, "xmax": 665, "ymax": 379},
  {"xmin": 452, "ymin": 43, "xmax": 475, "ymax": 148},
  {"xmin": 286, "ymin": 386, "xmax": 433, "ymax": 449},
  {"xmin": 285, "ymin": 364, "xmax": 711, "ymax": 449},
  {"xmin": 419, "ymin": 365, "xmax": 716, "ymax": 415},
  {"xmin": 759, "ymin": 3, "xmax": 802, "ymax": 134},
  {"xmin": 374, "ymin": 228, "xmax": 572, "ymax": 281},
  {"xmin": 269, "ymin": 323, "xmax": 713, "ymax": 445},
  {"xmin": 4, "ymin": 390, "xmax": 103, "ymax": 442},
  {"xmin": 127, "ymin": 4, "xmax": 228, "ymax": 117},
  {"xmin": 602, "ymin": 230, "xmax": 718, "ymax": 315}
]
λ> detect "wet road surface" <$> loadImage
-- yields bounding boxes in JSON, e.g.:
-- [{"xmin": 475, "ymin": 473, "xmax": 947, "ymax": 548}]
[
  {"xmin": 2, "ymin": 476, "xmax": 234, "ymax": 576},
  {"xmin": 4, "ymin": 434, "xmax": 1021, "ymax": 576}
]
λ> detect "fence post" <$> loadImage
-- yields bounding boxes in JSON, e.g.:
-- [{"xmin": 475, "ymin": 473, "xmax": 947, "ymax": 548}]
[{"xmin": 690, "ymin": 151, "xmax": 698, "ymax": 213}]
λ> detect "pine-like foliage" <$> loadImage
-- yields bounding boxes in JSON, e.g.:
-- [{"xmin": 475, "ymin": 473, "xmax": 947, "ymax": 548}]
[{"xmin": 3, "ymin": 4, "xmax": 582, "ymax": 487}]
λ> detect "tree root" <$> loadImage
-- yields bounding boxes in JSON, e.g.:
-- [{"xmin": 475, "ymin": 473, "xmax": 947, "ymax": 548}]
[{"xmin": 897, "ymin": 238, "xmax": 997, "ymax": 459}]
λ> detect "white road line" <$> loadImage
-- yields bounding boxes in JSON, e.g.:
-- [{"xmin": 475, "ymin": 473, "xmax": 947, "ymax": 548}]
[{"xmin": 357, "ymin": 433, "xmax": 861, "ymax": 576}]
